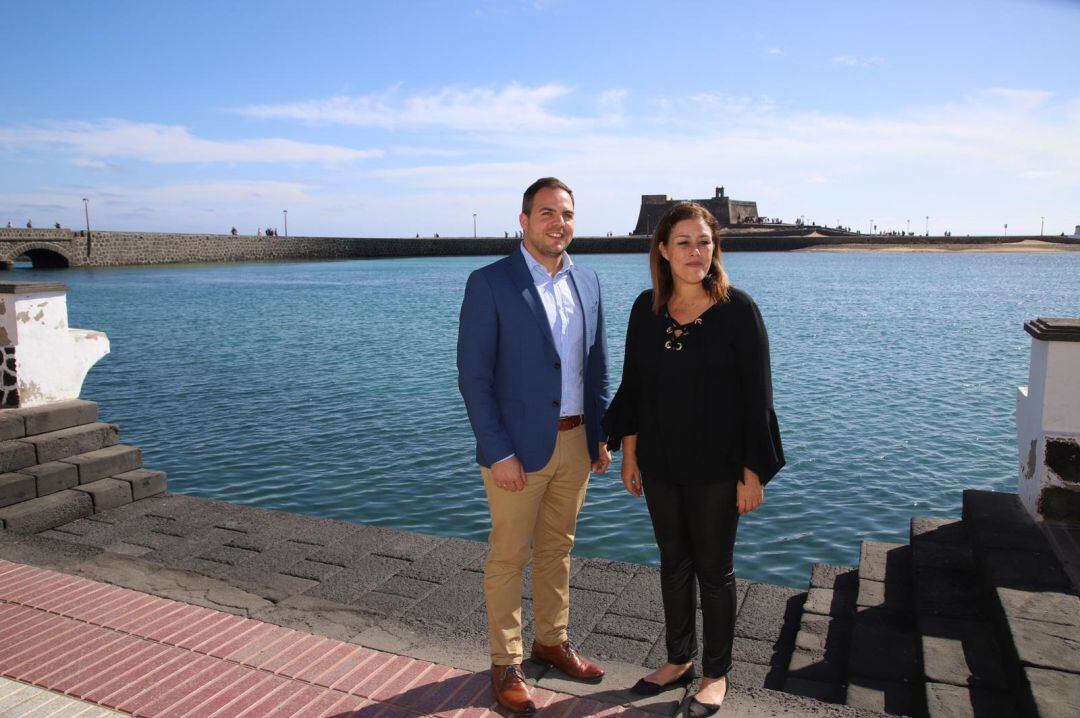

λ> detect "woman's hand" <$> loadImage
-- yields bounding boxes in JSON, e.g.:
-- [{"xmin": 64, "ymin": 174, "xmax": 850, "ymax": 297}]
[
  {"xmin": 737, "ymin": 468, "xmax": 764, "ymax": 514},
  {"xmin": 621, "ymin": 457, "xmax": 642, "ymax": 497}
]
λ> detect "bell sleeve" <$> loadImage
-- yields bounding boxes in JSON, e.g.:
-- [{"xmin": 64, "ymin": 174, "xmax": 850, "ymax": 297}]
[
  {"xmin": 602, "ymin": 293, "xmax": 647, "ymax": 451},
  {"xmin": 734, "ymin": 295, "xmax": 785, "ymax": 485}
]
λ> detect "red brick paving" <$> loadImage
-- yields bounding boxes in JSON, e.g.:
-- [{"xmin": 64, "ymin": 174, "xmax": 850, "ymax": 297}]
[{"xmin": 0, "ymin": 559, "xmax": 648, "ymax": 717}]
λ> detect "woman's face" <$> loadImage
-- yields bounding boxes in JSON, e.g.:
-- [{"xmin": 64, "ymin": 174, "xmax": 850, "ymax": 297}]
[{"xmin": 660, "ymin": 217, "xmax": 714, "ymax": 286}]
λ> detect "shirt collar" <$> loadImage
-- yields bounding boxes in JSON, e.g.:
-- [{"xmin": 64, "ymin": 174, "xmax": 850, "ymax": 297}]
[{"xmin": 520, "ymin": 241, "xmax": 573, "ymax": 282}]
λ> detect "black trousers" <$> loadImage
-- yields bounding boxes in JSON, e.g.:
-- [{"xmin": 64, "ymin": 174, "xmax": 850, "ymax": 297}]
[{"xmin": 641, "ymin": 475, "xmax": 739, "ymax": 678}]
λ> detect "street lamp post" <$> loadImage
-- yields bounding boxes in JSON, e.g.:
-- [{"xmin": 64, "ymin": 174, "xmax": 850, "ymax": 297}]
[
  {"xmin": 1004, "ymin": 223, "xmax": 1008, "ymax": 238},
  {"xmin": 283, "ymin": 210, "xmax": 288, "ymax": 238},
  {"xmin": 82, "ymin": 198, "xmax": 92, "ymax": 256},
  {"xmin": 869, "ymin": 219, "xmax": 874, "ymax": 235},
  {"xmin": 473, "ymin": 213, "xmax": 477, "ymax": 239},
  {"xmin": 925, "ymin": 216, "xmax": 929, "ymax": 236},
  {"xmin": 1041, "ymin": 216, "xmax": 1045, "ymax": 236},
  {"xmin": 906, "ymin": 219, "xmax": 910, "ymax": 234}
]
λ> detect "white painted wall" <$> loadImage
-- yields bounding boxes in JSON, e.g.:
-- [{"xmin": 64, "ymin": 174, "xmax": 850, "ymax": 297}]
[{"xmin": 0, "ymin": 286, "xmax": 109, "ymax": 407}]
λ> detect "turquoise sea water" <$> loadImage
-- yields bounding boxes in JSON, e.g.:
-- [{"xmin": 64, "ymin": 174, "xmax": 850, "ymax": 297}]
[{"xmin": 25, "ymin": 251, "xmax": 1080, "ymax": 587}]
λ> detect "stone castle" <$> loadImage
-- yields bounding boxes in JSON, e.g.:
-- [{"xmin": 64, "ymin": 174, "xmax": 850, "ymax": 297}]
[{"xmin": 632, "ymin": 186, "xmax": 759, "ymax": 236}]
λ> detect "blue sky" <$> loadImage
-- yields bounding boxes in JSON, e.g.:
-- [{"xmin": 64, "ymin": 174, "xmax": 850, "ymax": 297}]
[{"xmin": 2, "ymin": 0, "xmax": 1077, "ymax": 237}]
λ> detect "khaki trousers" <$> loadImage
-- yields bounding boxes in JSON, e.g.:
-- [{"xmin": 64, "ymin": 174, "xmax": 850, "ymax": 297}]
[{"xmin": 481, "ymin": 425, "xmax": 591, "ymax": 666}]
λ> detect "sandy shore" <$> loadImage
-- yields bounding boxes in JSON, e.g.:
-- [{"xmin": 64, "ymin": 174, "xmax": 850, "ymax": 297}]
[{"xmin": 797, "ymin": 239, "xmax": 1080, "ymax": 253}]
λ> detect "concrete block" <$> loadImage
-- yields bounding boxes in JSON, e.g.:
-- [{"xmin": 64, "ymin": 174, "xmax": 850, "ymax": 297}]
[
  {"xmin": 62, "ymin": 444, "xmax": 141, "ymax": 484},
  {"xmin": 576, "ymin": 631, "xmax": 652, "ymax": 665},
  {"xmin": 13, "ymin": 399, "xmax": 98, "ymax": 435},
  {"xmin": 734, "ymin": 582, "xmax": 805, "ymax": 644},
  {"xmin": 398, "ymin": 537, "xmax": 488, "ymax": 583},
  {"xmin": 794, "ymin": 614, "xmax": 852, "ymax": 655},
  {"xmin": 920, "ymin": 617, "xmax": 1007, "ymax": 688},
  {"xmin": 912, "ymin": 541, "xmax": 975, "ymax": 572},
  {"xmin": 0, "ymin": 490, "xmax": 93, "ymax": 533},
  {"xmin": 857, "ymin": 578, "xmax": 912, "ymax": 612},
  {"xmin": 962, "ymin": 489, "xmax": 1030, "ymax": 525},
  {"xmin": 400, "ymin": 570, "xmax": 484, "ymax": 626},
  {"xmin": 1025, "ymin": 667, "xmax": 1080, "ymax": 718},
  {"xmin": 72, "ymin": 478, "xmax": 132, "ymax": 512},
  {"xmin": 0, "ymin": 412, "xmax": 25, "ymax": 441},
  {"xmin": 925, "ymin": 682, "xmax": 1015, "ymax": 718},
  {"xmin": 566, "ymin": 587, "xmax": 617, "ymax": 645},
  {"xmin": 732, "ymin": 636, "xmax": 788, "ymax": 666},
  {"xmin": 995, "ymin": 586, "xmax": 1080, "ymax": 626},
  {"xmin": 592, "ymin": 613, "xmax": 664, "ymax": 644},
  {"xmin": 0, "ymin": 439, "xmax": 37, "ymax": 473},
  {"xmin": 802, "ymin": 587, "xmax": 856, "ymax": 617},
  {"xmin": 848, "ymin": 609, "xmax": 920, "ymax": 681},
  {"xmin": 808, "ymin": 563, "xmax": 858, "ymax": 591},
  {"xmin": 847, "ymin": 676, "xmax": 925, "ymax": 717},
  {"xmin": 0, "ymin": 472, "xmax": 35, "ymax": 508},
  {"xmin": 112, "ymin": 468, "xmax": 166, "ymax": 500},
  {"xmin": 787, "ymin": 647, "xmax": 845, "ymax": 682},
  {"xmin": 18, "ymin": 461, "xmax": 78, "ymax": 496},
  {"xmin": 569, "ymin": 558, "xmax": 637, "ymax": 594},
  {"xmin": 608, "ymin": 571, "xmax": 666, "ymax": 621},
  {"xmin": 858, "ymin": 540, "xmax": 911, "ymax": 583},
  {"xmin": 911, "ymin": 516, "xmax": 968, "ymax": 545},
  {"xmin": 914, "ymin": 566, "xmax": 983, "ymax": 619},
  {"xmin": 19, "ymin": 422, "xmax": 118, "ymax": 464},
  {"xmin": 1007, "ymin": 615, "xmax": 1080, "ymax": 673},
  {"xmin": 981, "ymin": 547, "xmax": 1072, "ymax": 591},
  {"xmin": 785, "ymin": 677, "xmax": 843, "ymax": 703}
]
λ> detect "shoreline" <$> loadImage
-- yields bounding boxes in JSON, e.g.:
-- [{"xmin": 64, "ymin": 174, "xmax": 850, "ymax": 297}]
[{"xmin": 794, "ymin": 239, "xmax": 1080, "ymax": 253}]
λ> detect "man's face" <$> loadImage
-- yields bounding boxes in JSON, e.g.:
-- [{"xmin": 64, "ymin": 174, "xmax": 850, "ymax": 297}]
[{"xmin": 520, "ymin": 187, "xmax": 575, "ymax": 261}]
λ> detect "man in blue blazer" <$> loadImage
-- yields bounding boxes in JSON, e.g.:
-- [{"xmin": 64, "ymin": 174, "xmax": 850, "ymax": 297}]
[{"xmin": 458, "ymin": 178, "xmax": 611, "ymax": 714}]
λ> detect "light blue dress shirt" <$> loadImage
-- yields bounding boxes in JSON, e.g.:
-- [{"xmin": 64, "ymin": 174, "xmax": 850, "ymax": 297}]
[{"xmin": 520, "ymin": 242, "xmax": 585, "ymax": 417}]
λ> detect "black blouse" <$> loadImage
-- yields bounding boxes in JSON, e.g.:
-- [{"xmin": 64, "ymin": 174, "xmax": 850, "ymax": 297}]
[{"xmin": 602, "ymin": 288, "xmax": 784, "ymax": 485}]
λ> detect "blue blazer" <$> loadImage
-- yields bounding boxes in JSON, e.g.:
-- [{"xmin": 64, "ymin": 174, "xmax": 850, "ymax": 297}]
[{"xmin": 457, "ymin": 248, "xmax": 610, "ymax": 473}]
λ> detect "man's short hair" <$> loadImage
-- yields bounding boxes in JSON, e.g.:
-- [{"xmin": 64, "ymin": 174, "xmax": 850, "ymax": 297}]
[{"xmin": 522, "ymin": 177, "xmax": 574, "ymax": 215}]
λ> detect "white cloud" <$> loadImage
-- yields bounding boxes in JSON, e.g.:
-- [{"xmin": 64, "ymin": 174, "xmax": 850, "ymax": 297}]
[
  {"xmin": 0, "ymin": 120, "xmax": 380, "ymax": 165},
  {"xmin": 235, "ymin": 83, "xmax": 593, "ymax": 133},
  {"xmin": 767, "ymin": 48, "xmax": 784, "ymax": 56},
  {"xmin": 831, "ymin": 55, "xmax": 884, "ymax": 68}
]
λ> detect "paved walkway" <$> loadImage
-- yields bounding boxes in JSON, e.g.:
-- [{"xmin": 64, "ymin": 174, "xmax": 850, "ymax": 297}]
[{"xmin": 0, "ymin": 560, "xmax": 647, "ymax": 718}]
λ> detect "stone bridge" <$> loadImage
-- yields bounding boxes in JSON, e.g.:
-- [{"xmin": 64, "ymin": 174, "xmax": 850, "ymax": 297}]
[{"xmin": 0, "ymin": 229, "xmax": 81, "ymax": 269}]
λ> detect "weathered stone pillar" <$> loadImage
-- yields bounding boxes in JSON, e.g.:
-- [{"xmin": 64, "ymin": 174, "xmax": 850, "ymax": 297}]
[
  {"xmin": 0, "ymin": 282, "xmax": 109, "ymax": 408},
  {"xmin": 1017, "ymin": 317, "xmax": 1080, "ymax": 522}
]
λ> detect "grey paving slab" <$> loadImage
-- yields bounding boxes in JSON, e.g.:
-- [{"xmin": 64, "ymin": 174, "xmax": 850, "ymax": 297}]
[
  {"xmin": 12, "ymin": 399, "xmax": 98, "ymax": 436},
  {"xmin": 846, "ymin": 676, "xmax": 925, "ymax": 717},
  {"xmin": 1025, "ymin": 667, "xmax": 1080, "ymax": 718},
  {"xmin": 569, "ymin": 557, "xmax": 638, "ymax": 594},
  {"xmin": 734, "ymin": 583, "xmax": 805, "ymax": 644},
  {"xmin": 733, "ymin": 636, "xmax": 790, "ymax": 667},
  {"xmin": 593, "ymin": 613, "xmax": 664, "ymax": 643},
  {"xmin": 785, "ymin": 677, "xmax": 844, "ymax": 703},
  {"xmin": 18, "ymin": 461, "xmax": 78, "ymax": 496},
  {"xmin": 794, "ymin": 614, "xmax": 852, "ymax": 656},
  {"xmin": 919, "ymin": 616, "xmax": 1008, "ymax": 688},
  {"xmin": 731, "ymin": 659, "xmax": 775, "ymax": 690},
  {"xmin": 608, "ymin": 569, "xmax": 666, "ymax": 620},
  {"xmin": 399, "ymin": 569, "xmax": 485, "ymax": 626},
  {"xmin": 925, "ymin": 682, "xmax": 1014, "ymax": 718},
  {"xmin": 398, "ymin": 536, "xmax": 487, "ymax": 582},
  {"xmin": 302, "ymin": 554, "xmax": 411, "ymax": 604},
  {"xmin": 787, "ymin": 648, "xmax": 846, "ymax": 683},
  {"xmin": 61, "ymin": 443, "xmax": 141, "ymax": 484},
  {"xmin": 577, "ymin": 631, "xmax": 653, "ymax": 665},
  {"xmin": 566, "ymin": 586, "xmax": 618, "ymax": 645}
]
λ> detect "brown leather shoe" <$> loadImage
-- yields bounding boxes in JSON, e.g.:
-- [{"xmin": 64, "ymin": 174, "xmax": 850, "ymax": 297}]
[
  {"xmin": 490, "ymin": 664, "xmax": 536, "ymax": 715},
  {"xmin": 530, "ymin": 640, "xmax": 605, "ymax": 682}
]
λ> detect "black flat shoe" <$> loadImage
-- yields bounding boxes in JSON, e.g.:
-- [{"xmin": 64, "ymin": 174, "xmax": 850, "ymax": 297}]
[
  {"xmin": 628, "ymin": 668, "xmax": 695, "ymax": 696},
  {"xmin": 681, "ymin": 696, "xmax": 721, "ymax": 718}
]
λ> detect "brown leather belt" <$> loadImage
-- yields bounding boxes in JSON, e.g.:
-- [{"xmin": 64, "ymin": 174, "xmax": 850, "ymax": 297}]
[{"xmin": 557, "ymin": 415, "xmax": 584, "ymax": 431}]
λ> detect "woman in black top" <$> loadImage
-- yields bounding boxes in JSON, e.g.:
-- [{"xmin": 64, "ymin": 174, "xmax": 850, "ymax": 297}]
[{"xmin": 603, "ymin": 203, "xmax": 783, "ymax": 717}]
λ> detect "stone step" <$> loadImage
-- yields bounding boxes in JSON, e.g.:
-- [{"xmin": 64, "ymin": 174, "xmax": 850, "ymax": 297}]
[
  {"xmin": 17, "ymin": 422, "xmax": 119, "ymax": 465},
  {"xmin": 846, "ymin": 541, "xmax": 924, "ymax": 717},
  {"xmin": 113, "ymin": 468, "xmax": 167, "ymax": 501},
  {"xmin": 61, "ymin": 444, "xmax": 142, "ymax": 485},
  {"xmin": 0, "ymin": 399, "xmax": 99, "ymax": 437},
  {"xmin": 962, "ymin": 490, "xmax": 1080, "ymax": 718},
  {"xmin": 0, "ymin": 489, "xmax": 93, "ymax": 533},
  {"xmin": 908, "ymin": 516, "xmax": 1018, "ymax": 718},
  {"xmin": 783, "ymin": 563, "xmax": 858, "ymax": 705}
]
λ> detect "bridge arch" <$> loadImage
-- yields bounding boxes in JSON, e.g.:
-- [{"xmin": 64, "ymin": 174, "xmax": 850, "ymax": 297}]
[{"xmin": 1, "ymin": 242, "xmax": 72, "ymax": 269}]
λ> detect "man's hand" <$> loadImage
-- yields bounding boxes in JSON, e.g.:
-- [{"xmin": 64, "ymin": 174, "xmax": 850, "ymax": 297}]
[
  {"xmin": 491, "ymin": 455, "xmax": 527, "ymax": 492},
  {"xmin": 736, "ymin": 468, "xmax": 764, "ymax": 515},
  {"xmin": 592, "ymin": 443, "xmax": 611, "ymax": 474}
]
